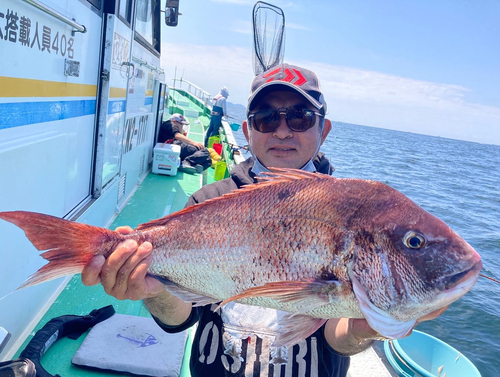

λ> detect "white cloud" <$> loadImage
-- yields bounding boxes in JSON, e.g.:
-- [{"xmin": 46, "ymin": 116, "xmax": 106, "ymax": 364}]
[
  {"xmin": 299, "ymin": 60, "xmax": 500, "ymax": 144},
  {"xmin": 161, "ymin": 42, "xmax": 255, "ymax": 102},
  {"xmin": 161, "ymin": 42, "xmax": 500, "ymax": 145},
  {"xmin": 230, "ymin": 18, "xmax": 309, "ymax": 36},
  {"xmin": 286, "ymin": 22, "xmax": 311, "ymax": 31},
  {"xmin": 231, "ymin": 20, "xmax": 252, "ymax": 34}
]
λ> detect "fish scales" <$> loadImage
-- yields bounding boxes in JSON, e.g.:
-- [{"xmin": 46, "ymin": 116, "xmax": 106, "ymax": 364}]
[{"xmin": 142, "ymin": 173, "xmax": 361, "ymax": 318}]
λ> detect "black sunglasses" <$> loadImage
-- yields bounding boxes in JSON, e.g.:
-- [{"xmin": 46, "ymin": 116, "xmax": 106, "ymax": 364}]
[{"xmin": 248, "ymin": 107, "xmax": 324, "ymax": 133}]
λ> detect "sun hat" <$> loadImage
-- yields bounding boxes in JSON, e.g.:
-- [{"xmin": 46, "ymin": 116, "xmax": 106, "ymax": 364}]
[
  {"xmin": 247, "ymin": 63, "xmax": 327, "ymax": 116},
  {"xmin": 170, "ymin": 113, "xmax": 190, "ymax": 125},
  {"xmin": 220, "ymin": 86, "xmax": 229, "ymax": 98}
]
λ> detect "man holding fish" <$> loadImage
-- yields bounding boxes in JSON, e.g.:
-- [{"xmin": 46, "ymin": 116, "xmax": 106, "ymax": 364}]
[{"xmin": 79, "ymin": 64, "xmax": 455, "ymax": 376}]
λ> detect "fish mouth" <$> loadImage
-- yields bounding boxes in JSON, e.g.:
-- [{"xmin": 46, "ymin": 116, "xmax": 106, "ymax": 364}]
[{"xmin": 440, "ymin": 260, "xmax": 482, "ymax": 296}]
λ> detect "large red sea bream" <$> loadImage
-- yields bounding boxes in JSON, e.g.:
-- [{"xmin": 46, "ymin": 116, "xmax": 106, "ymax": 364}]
[{"xmin": 0, "ymin": 169, "xmax": 482, "ymax": 347}]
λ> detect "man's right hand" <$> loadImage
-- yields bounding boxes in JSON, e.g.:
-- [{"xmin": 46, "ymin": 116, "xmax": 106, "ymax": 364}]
[
  {"xmin": 81, "ymin": 226, "xmax": 165, "ymax": 300},
  {"xmin": 192, "ymin": 141, "xmax": 205, "ymax": 150}
]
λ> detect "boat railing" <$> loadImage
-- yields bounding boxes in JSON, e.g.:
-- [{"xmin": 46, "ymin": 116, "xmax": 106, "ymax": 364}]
[
  {"xmin": 22, "ymin": 0, "xmax": 87, "ymax": 34},
  {"xmin": 172, "ymin": 78, "xmax": 212, "ymax": 108},
  {"xmin": 132, "ymin": 55, "xmax": 163, "ymax": 73},
  {"xmin": 221, "ymin": 120, "xmax": 246, "ymax": 170}
]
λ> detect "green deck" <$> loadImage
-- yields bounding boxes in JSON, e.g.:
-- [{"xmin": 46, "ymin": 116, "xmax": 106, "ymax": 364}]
[
  {"xmin": 13, "ymin": 94, "xmax": 218, "ymax": 376},
  {"xmin": 169, "ymin": 90, "xmax": 207, "ymax": 118}
]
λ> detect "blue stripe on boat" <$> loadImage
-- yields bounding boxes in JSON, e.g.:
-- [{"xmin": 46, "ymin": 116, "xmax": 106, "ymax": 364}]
[{"xmin": 0, "ymin": 100, "xmax": 96, "ymax": 129}]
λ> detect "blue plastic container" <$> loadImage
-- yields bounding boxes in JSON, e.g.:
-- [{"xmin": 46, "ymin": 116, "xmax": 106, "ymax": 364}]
[
  {"xmin": 230, "ymin": 122, "xmax": 241, "ymax": 131},
  {"xmin": 384, "ymin": 330, "xmax": 481, "ymax": 377}
]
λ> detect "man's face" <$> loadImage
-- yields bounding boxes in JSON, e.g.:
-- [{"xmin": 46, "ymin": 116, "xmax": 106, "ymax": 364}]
[{"xmin": 243, "ymin": 90, "xmax": 331, "ymax": 169}]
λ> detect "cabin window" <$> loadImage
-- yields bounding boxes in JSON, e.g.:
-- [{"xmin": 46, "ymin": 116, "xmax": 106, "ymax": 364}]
[
  {"xmin": 135, "ymin": 0, "xmax": 154, "ymax": 45},
  {"xmin": 86, "ymin": 0, "xmax": 102, "ymax": 10},
  {"xmin": 119, "ymin": 0, "xmax": 133, "ymax": 23}
]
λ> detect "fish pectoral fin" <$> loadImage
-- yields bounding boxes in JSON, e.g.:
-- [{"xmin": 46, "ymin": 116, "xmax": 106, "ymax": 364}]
[
  {"xmin": 149, "ymin": 274, "xmax": 219, "ymax": 307},
  {"xmin": 350, "ymin": 274, "xmax": 416, "ymax": 339},
  {"xmin": 273, "ymin": 315, "xmax": 327, "ymax": 348},
  {"xmin": 216, "ymin": 279, "xmax": 340, "ymax": 313}
]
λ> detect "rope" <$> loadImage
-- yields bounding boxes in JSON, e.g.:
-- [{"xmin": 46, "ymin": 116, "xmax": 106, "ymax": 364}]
[{"xmin": 480, "ymin": 273, "xmax": 500, "ymax": 284}]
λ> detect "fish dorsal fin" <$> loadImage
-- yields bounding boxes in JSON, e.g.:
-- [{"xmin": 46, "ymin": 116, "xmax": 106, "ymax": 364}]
[
  {"xmin": 255, "ymin": 167, "xmax": 322, "ymax": 184},
  {"xmin": 135, "ymin": 212, "xmax": 181, "ymax": 231},
  {"xmin": 136, "ymin": 168, "xmax": 327, "ymax": 231},
  {"xmin": 225, "ymin": 168, "xmax": 325, "ymax": 197}
]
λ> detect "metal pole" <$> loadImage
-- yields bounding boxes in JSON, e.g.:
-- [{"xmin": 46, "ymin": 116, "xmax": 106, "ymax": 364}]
[{"xmin": 22, "ymin": 0, "xmax": 86, "ymax": 33}]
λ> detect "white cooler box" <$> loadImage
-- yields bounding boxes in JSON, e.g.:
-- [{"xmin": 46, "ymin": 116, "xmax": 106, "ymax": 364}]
[{"xmin": 152, "ymin": 143, "xmax": 181, "ymax": 176}]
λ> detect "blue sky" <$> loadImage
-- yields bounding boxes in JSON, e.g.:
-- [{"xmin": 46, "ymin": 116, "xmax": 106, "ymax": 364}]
[{"xmin": 160, "ymin": 0, "xmax": 500, "ymax": 145}]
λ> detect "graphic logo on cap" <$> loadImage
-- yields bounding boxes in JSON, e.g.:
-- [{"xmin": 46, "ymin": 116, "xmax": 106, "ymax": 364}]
[{"xmin": 263, "ymin": 67, "xmax": 307, "ymax": 86}]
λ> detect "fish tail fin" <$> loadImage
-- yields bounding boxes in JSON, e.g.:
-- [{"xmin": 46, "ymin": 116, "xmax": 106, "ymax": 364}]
[{"xmin": 0, "ymin": 211, "xmax": 122, "ymax": 289}]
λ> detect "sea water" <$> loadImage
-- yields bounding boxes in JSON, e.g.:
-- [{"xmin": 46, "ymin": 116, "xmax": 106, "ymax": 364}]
[{"xmin": 233, "ymin": 121, "xmax": 500, "ymax": 376}]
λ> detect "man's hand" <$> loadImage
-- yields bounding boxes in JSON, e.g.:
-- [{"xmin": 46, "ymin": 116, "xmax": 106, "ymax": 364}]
[
  {"xmin": 192, "ymin": 141, "xmax": 205, "ymax": 150},
  {"xmin": 81, "ymin": 226, "xmax": 165, "ymax": 300},
  {"xmin": 174, "ymin": 133, "xmax": 205, "ymax": 150},
  {"xmin": 352, "ymin": 305, "xmax": 450, "ymax": 341},
  {"xmin": 326, "ymin": 306, "xmax": 450, "ymax": 355}
]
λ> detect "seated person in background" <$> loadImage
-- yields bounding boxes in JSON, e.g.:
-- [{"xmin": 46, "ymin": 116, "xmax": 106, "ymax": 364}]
[{"xmin": 158, "ymin": 113, "xmax": 211, "ymax": 174}]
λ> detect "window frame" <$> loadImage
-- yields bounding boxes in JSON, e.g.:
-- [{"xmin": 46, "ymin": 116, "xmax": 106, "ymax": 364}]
[
  {"xmin": 117, "ymin": 0, "xmax": 133, "ymax": 26},
  {"xmin": 133, "ymin": 0, "xmax": 161, "ymax": 56}
]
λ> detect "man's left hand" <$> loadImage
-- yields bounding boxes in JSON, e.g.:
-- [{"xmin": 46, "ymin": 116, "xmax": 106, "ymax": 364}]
[
  {"xmin": 325, "ymin": 305, "xmax": 450, "ymax": 355},
  {"xmin": 350, "ymin": 305, "xmax": 450, "ymax": 342}
]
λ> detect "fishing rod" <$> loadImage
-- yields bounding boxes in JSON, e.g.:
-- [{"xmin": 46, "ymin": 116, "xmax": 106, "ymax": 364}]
[{"xmin": 222, "ymin": 140, "xmax": 249, "ymax": 151}]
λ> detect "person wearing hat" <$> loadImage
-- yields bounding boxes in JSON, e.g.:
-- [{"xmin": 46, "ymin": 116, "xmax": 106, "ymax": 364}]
[
  {"xmin": 204, "ymin": 86, "xmax": 229, "ymax": 147},
  {"xmin": 158, "ymin": 113, "xmax": 210, "ymax": 174},
  {"xmin": 82, "ymin": 64, "xmax": 448, "ymax": 376}
]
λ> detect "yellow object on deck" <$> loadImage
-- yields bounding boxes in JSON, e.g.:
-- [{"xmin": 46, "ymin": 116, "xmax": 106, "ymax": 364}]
[
  {"xmin": 207, "ymin": 148, "xmax": 222, "ymax": 168},
  {"xmin": 213, "ymin": 161, "xmax": 227, "ymax": 181}
]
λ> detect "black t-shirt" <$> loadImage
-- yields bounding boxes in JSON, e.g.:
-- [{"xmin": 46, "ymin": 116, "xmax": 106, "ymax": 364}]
[
  {"xmin": 153, "ymin": 304, "xmax": 350, "ymax": 377},
  {"xmin": 158, "ymin": 120, "xmax": 182, "ymax": 143}
]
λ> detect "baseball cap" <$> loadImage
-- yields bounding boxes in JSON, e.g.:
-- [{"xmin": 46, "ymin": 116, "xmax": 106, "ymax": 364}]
[
  {"xmin": 247, "ymin": 63, "xmax": 327, "ymax": 117},
  {"xmin": 170, "ymin": 113, "xmax": 190, "ymax": 125}
]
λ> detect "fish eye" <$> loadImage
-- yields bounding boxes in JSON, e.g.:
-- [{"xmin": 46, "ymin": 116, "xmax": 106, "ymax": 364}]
[{"xmin": 403, "ymin": 231, "xmax": 426, "ymax": 249}]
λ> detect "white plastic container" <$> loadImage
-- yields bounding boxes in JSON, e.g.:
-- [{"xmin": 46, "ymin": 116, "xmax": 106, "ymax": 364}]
[{"xmin": 152, "ymin": 143, "xmax": 181, "ymax": 176}]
